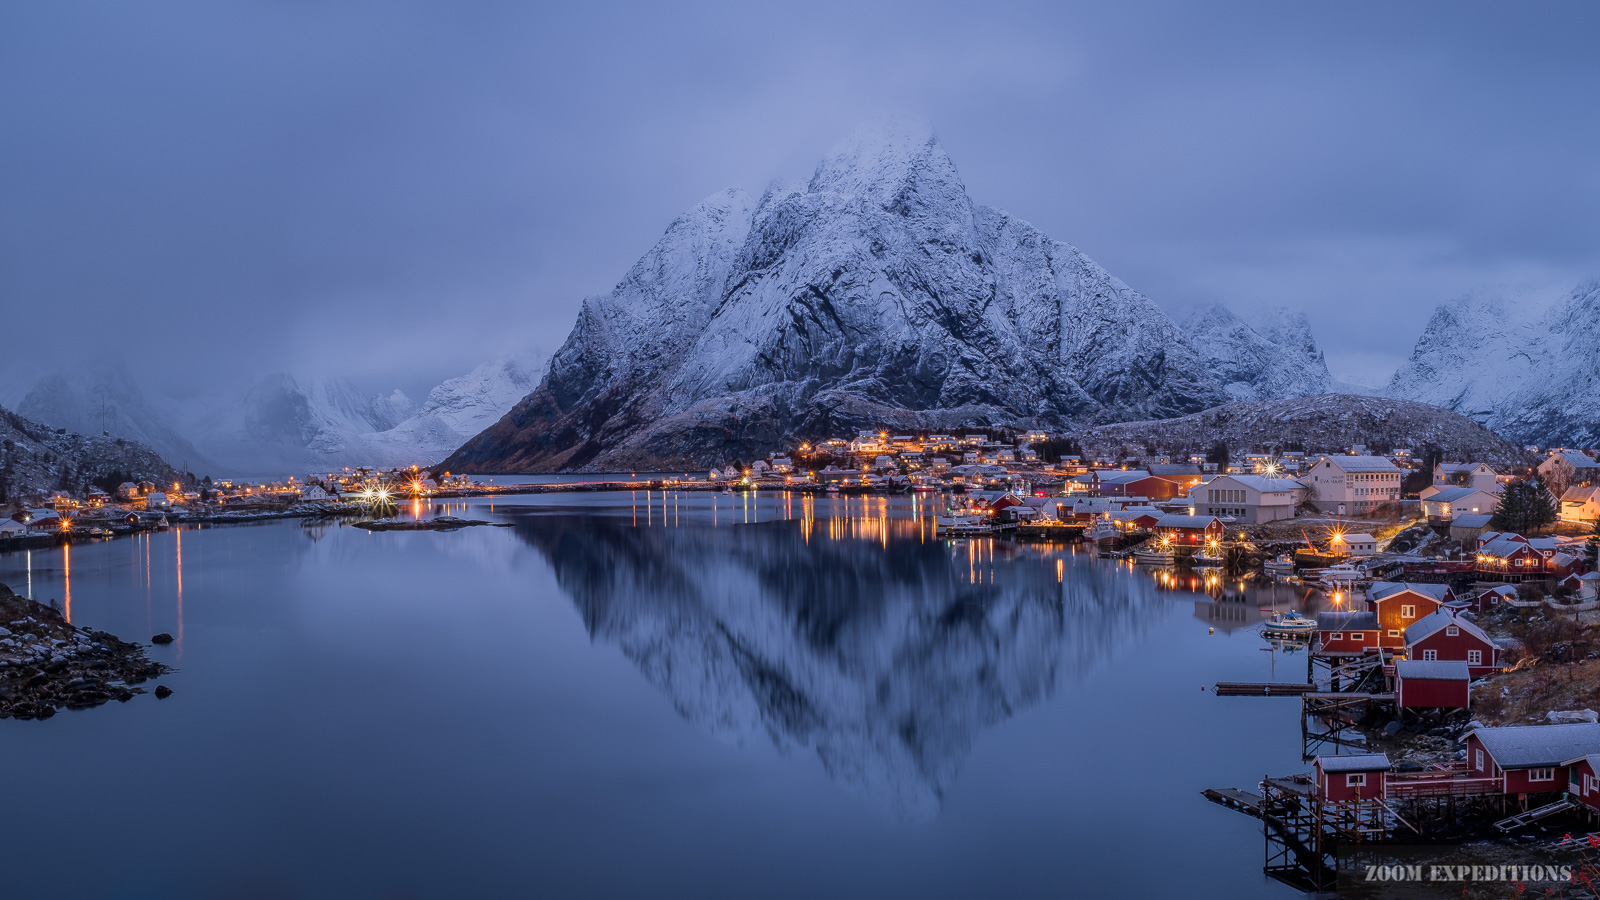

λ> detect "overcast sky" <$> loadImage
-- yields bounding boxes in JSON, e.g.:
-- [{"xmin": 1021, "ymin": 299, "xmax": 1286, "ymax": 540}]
[{"xmin": 2, "ymin": 1, "xmax": 1596, "ymax": 402}]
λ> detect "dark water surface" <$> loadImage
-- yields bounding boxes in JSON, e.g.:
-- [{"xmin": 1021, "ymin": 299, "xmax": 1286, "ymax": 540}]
[{"xmin": 0, "ymin": 492, "xmax": 1317, "ymax": 899}]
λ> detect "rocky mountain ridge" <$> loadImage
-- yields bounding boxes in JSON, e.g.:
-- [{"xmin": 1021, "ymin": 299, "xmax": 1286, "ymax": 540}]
[
  {"xmin": 1387, "ymin": 282, "xmax": 1600, "ymax": 448},
  {"xmin": 441, "ymin": 122, "xmax": 1339, "ymax": 473}
]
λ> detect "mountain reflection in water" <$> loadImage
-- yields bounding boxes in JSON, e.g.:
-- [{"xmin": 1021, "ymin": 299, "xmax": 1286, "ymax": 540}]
[{"xmin": 511, "ymin": 510, "xmax": 1174, "ymax": 820}]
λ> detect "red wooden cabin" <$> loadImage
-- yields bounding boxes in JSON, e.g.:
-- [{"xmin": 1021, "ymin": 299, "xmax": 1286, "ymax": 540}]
[
  {"xmin": 1466, "ymin": 723, "xmax": 1600, "ymax": 804},
  {"xmin": 1368, "ymin": 582, "xmax": 1451, "ymax": 648},
  {"xmin": 1315, "ymin": 611, "xmax": 1380, "ymax": 655},
  {"xmin": 1393, "ymin": 659, "xmax": 1470, "ymax": 711},
  {"xmin": 1314, "ymin": 754, "xmax": 1391, "ymax": 803},
  {"xmin": 1153, "ymin": 514, "xmax": 1223, "ymax": 546},
  {"xmin": 1404, "ymin": 610, "xmax": 1502, "ymax": 678}
]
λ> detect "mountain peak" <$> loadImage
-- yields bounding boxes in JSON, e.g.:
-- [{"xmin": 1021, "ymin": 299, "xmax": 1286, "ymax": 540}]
[{"xmin": 807, "ymin": 117, "xmax": 961, "ymax": 205}]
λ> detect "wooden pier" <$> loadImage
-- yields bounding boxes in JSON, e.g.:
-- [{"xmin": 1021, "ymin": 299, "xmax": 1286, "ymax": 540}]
[{"xmin": 1212, "ymin": 682, "xmax": 1317, "ymax": 696}]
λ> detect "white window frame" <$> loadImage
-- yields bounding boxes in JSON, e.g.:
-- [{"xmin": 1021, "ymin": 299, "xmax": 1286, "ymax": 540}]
[
  {"xmin": 1468, "ymin": 650, "xmax": 1482, "ymax": 665},
  {"xmin": 1475, "ymin": 749, "xmax": 1484, "ymax": 771},
  {"xmin": 1346, "ymin": 773, "xmax": 1366, "ymax": 787},
  {"xmin": 1327, "ymin": 633, "xmax": 1342, "ymax": 641},
  {"xmin": 1446, "ymin": 625, "xmax": 1459, "ymax": 636},
  {"xmin": 1401, "ymin": 604, "xmax": 1416, "ymax": 619},
  {"xmin": 1529, "ymin": 767, "xmax": 1555, "ymax": 782},
  {"xmin": 1388, "ymin": 630, "xmax": 1400, "ymax": 638},
  {"xmin": 1422, "ymin": 650, "xmax": 1437, "ymax": 661}
]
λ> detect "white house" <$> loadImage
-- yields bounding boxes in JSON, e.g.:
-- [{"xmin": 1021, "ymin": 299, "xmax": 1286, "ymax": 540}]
[
  {"xmin": 1330, "ymin": 532, "xmax": 1378, "ymax": 556},
  {"xmin": 1559, "ymin": 485, "xmax": 1600, "ymax": 524},
  {"xmin": 1189, "ymin": 474, "xmax": 1305, "ymax": 524},
  {"xmin": 1433, "ymin": 462, "xmax": 1502, "ymax": 492},
  {"xmin": 1539, "ymin": 449, "xmax": 1600, "ymax": 490},
  {"xmin": 770, "ymin": 457, "xmax": 793, "ymax": 474},
  {"xmin": 1419, "ymin": 485, "xmax": 1501, "ymax": 519},
  {"xmin": 1303, "ymin": 456, "xmax": 1403, "ymax": 514},
  {"xmin": 297, "ymin": 484, "xmax": 332, "ymax": 503},
  {"xmin": 145, "ymin": 492, "xmax": 171, "ymax": 509},
  {"xmin": 0, "ymin": 519, "xmax": 27, "ymax": 537}
]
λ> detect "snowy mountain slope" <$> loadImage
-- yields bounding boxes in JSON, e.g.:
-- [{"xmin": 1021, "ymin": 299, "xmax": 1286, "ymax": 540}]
[
  {"xmin": 173, "ymin": 352, "xmax": 548, "ymax": 476},
  {"xmin": 1183, "ymin": 303, "xmax": 1333, "ymax": 402},
  {"xmin": 513, "ymin": 512, "xmax": 1169, "ymax": 820},
  {"xmin": 15, "ymin": 360, "xmax": 215, "ymax": 473},
  {"xmin": 443, "ymin": 122, "xmax": 1336, "ymax": 473},
  {"xmin": 1387, "ymin": 283, "xmax": 1600, "ymax": 447},
  {"xmin": 0, "ymin": 404, "xmax": 188, "ymax": 502},
  {"xmin": 1075, "ymin": 394, "xmax": 1533, "ymax": 466}
]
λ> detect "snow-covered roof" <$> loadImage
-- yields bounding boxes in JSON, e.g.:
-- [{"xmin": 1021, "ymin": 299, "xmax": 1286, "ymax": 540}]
[
  {"xmin": 1371, "ymin": 582, "xmax": 1451, "ymax": 603},
  {"xmin": 1424, "ymin": 486, "xmax": 1496, "ymax": 504},
  {"xmin": 1095, "ymin": 471, "xmax": 1154, "ymax": 485},
  {"xmin": 1217, "ymin": 474, "xmax": 1302, "ymax": 493},
  {"xmin": 1480, "ymin": 536, "xmax": 1539, "ymax": 559},
  {"xmin": 1317, "ymin": 753, "xmax": 1390, "ymax": 773},
  {"xmin": 1451, "ymin": 513, "xmax": 1494, "ymax": 528},
  {"xmin": 1468, "ymin": 723, "xmax": 1600, "ymax": 769},
  {"xmin": 1555, "ymin": 449, "xmax": 1600, "ymax": 469},
  {"xmin": 1405, "ymin": 610, "xmax": 1491, "ymax": 646},
  {"xmin": 1318, "ymin": 455, "xmax": 1402, "ymax": 473},
  {"xmin": 1154, "ymin": 514, "xmax": 1218, "ymax": 529},
  {"xmin": 1395, "ymin": 659, "xmax": 1471, "ymax": 681},
  {"xmin": 1339, "ymin": 532, "xmax": 1377, "ymax": 544}
]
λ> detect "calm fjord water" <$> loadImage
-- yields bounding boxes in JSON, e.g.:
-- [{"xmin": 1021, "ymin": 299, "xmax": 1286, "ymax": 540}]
[{"xmin": 1, "ymin": 492, "xmax": 1311, "ymax": 899}]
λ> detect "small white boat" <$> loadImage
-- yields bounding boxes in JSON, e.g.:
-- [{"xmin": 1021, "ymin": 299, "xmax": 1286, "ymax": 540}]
[
  {"xmin": 1261, "ymin": 611, "xmax": 1318, "ymax": 637},
  {"xmin": 825, "ymin": 485, "xmax": 839, "ymax": 494},
  {"xmin": 1317, "ymin": 563, "xmax": 1366, "ymax": 588},
  {"xmin": 937, "ymin": 515, "xmax": 993, "ymax": 535},
  {"xmin": 1134, "ymin": 548, "xmax": 1176, "ymax": 565},
  {"xmin": 1264, "ymin": 554, "xmax": 1296, "ymax": 575},
  {"xmin": 1191, "ymin": 549, "xmax": 1224, "ymax": 566},
  {"xmin": 156, "ymin": 516, "xmax": 170, "ymax": 531}
]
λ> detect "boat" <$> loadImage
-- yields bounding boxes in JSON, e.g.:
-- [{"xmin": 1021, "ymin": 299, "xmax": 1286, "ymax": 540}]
[
  {"xmin": 937, "ymin": 514, "xmax": 994, "ymax": 535},
  {"xmin": 156, "ymin": 516, "xmax": 170, "ymax": 531},
  {"xmin": 1085, "ymin": 520, "xmax": 1121, "ymax": 543},
  {"xmin": 1190, "ymin": 550, "xmax": 1224, "ymax": 567},
  {"xmin": 912, "ymin": 484, "xmax": 936, "ymax": 494},
  {"xmin": 1133, "ymin": 547, "xmax": 1176, "ymax": 565},
  {"xmin": 825, "ymin": 484, "xmax": 839, "ymax": 494},
  {"xmin": 1263, "ymin": 554, "xmax": 1296, "ymax": 575},
  {"xmin": 1317, "ymin": 563, "xmax": 1367, "ymax": 588},
  {"xmin": 1261, "ymin": 611, "xmax": 1318, "ymax": 637}
]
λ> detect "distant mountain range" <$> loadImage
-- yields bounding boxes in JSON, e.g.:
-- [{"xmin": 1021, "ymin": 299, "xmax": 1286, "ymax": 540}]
[
  {"xmin": 1386, "ymin": 282, "xmax": 1600, "ymax": 448},
  {"xmin": 9, "ymin": 354, "xmax": 544, "ymax": 478},
  {"xmin": 439, "ymin": 122, "xmax": 1342, "ymax": 473}
]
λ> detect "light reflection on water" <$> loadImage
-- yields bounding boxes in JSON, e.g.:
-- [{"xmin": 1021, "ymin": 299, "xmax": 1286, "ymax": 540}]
[{"xmin": 0, "ymin": 491, "xmax": 1308, "ymax": 899}]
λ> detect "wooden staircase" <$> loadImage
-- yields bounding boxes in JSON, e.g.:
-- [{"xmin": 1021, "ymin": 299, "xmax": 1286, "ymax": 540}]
[{"xmin": 1494, "ymin": 798, "xmax": 1577, "ymax": 833}]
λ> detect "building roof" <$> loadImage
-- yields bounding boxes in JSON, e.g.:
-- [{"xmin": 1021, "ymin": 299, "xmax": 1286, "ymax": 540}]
[
  {"xmin": 1439, "ymin": 462, "xmax": 1493, "ymax": 474},
  {"xmin": 1425, "ymin": 486, "xmax": 1496, "ymax": 504},
  {"xmin": 1317, "ymin": 753, "xmax": 1391, "ymax": 773},
  {"xmin": 1340, "ymin": 532, "xmax": 1377, "ymax": 544},
  {"xmin": 1146, "ymin": 463, "xmax": 1200, "ymax": 477},
  {"xmin": 1317, "ymin": 611, "xmax": 1379, "ymax": 631},
  {"xmin": 1451, "ymin": 513, "xmax": 1494, "ymax": 529},
  {"xmin": 1562, "ymin": 485, "xmax": 1600, "ymax": 502},
  {"xmin": 1480, "ymin": 536, "xmax": 1539, "ymax": 560},
  {"xmin": 1395, "ymin": 659, "xmax": 1471, "ymax": 681},
  {"xmin": 1468, "ymin": 723, "xmax": 1600, "ymax": 769},
  {"xmin": 1554, "ymin": 449, "xmax": 1600, "ymax": 469},
  {"xmin": 1405, "ymin": 609, "xmax": 1494, "ymax": 646},
  {"xmin": 1215, "ymin": 474, "xmax": 1303, "ymax": 493},
  {"xmin": 1371, "ymin": 582, "xmax": 1451, "ymax": 603},
  {"xmin": 1319, "ymin": 455, "xmax": 1402, "ymax": 473},
  {"xmin": 1154, "ymin": 514, "xmax": 1219, "ymax": 529},
  {"xmin": 1096, "ymin": 471, "xmax": 1157, "ymax": 485}
]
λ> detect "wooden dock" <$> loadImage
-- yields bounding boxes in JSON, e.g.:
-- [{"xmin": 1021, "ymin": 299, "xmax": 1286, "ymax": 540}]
[
  {"xmin": 1212, "ymin": 682, "xmax": 1317, "ymax": 696},
  {"xmin": 1202, "ymin": 787, "xmax": 1264, "ymax": 817}
]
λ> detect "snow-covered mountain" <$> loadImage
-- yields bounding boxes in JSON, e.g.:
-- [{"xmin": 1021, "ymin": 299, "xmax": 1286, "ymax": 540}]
[
  {"xmin": 15, "ymin": 360, "xmax": 215, "ymax": 472},
  {"xmin": 1, "ymin": 404, "xmax": 188, "ymax": 502},
  {"xmin": 1183, "ymin": 303, "xmax": 1333, "ymax": 402},
  {"xmin": 442, "ymin": 122, "xmax": 1334, "ymax": 473},
  {"xmin": 1387, "ymin": 282, "xmax": 1600, "ymax": 447},
  {"xmin": 9, "ymin": 353, "xmax": 545, "ymax": 478}
]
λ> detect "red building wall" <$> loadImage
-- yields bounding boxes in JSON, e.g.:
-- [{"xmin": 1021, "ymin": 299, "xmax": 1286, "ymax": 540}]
[
  {"xmin": 1411, "ymin": 629, "xmax": 1501, "ymax": 678},
  {"xmin": 1396, "ymin": 676, "xmax": 1469, "ymax": 709},
  {"xmin": 1318, "ymin": 768, "xmax": 1387, "ymax": 803},
  {"xmin": 1318, "ymin": 630, "xmax": 1379, "ymax": 653},
  {"xmin": 1373, "ymin": 592, "xmax": 1441, "ymax": 647}
]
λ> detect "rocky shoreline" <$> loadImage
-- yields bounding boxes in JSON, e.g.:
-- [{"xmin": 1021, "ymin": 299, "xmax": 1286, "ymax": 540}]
[{"xmin": 0, "ymin": 582, "xmax": 170, "ymax": 720}]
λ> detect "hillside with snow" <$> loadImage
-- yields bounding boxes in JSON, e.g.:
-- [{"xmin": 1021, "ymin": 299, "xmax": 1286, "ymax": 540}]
[
  {"xmin": 440, "ymin": 122, "xmax": 1338, "ymax": 473},
  {"xmin": 1387, "ymin": 283, "xmax": 1600, "ymax": 447},
  {"xmin": 1183, "ymin": 303, "xmax": 1333, "ymax": 402},
  {"xmin": 0, "ymin": 404, "xmax": 187, "ymax": 502},
  {"xmin": 1075, "ymin": 394, "xmax": 1533, "ymax": 466}
]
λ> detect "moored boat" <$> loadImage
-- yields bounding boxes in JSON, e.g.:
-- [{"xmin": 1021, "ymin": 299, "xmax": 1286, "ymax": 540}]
[
  {"xmin": 1263, "ymin": 554, "xmax": 1296, "ymax": 575},
  {"xmin": 1261, "ymin": 611, "xmax": 1317, "ymax": 637},
  {"xmin": 1133, "ymin": 547, "xmax": 1176, "ymax": 565}
]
